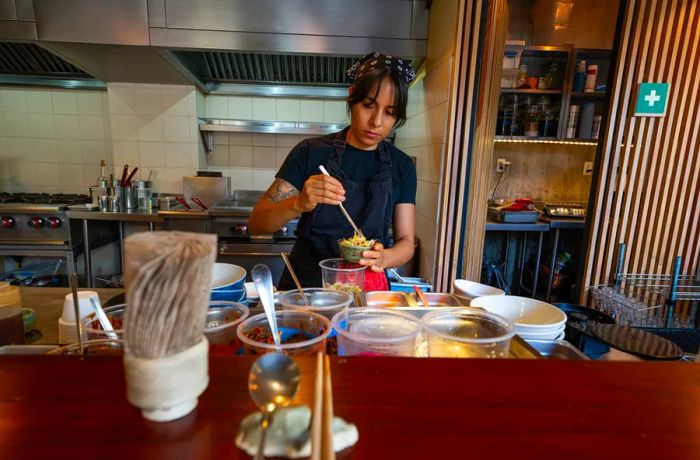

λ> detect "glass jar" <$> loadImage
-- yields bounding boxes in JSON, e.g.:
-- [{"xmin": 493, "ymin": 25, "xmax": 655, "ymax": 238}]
[{"xmin": 524, "ymin": 104, "xmax": 540, "ymax": 137}]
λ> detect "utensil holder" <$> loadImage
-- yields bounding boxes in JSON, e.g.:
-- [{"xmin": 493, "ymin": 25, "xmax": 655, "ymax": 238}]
[
  {"xmin": 137, "ymin": 187, "xmax": 153, "ymax": 210},
  {"xmin": 123, "ymin": 336, "xmax": 209, "ymax": 422}
]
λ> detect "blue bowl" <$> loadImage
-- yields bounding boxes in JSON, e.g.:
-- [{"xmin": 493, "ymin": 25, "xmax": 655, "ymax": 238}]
[
  {"xmin": 211, "ymin": 263, "xmax": 246, "ymax": 291},
  {"xmin": 210, "ymin": 288, "xmax": 247, "ymax": 302}
]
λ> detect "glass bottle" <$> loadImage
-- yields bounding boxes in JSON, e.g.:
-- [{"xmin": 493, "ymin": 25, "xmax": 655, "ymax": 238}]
[{"xmin": 524, "ymin": 104, "xmax": 540, "ymax": 137}]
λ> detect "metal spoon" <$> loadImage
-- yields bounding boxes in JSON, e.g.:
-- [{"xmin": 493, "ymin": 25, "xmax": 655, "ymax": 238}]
[
  {"xmin": 318, "ymin": 165, "xmax": 364, "ymax": 238},
  {"xmin": 281, "ymin": 252, "xmax": 310, "ymax": 306},
  {"xmin": 69, "ymin": 272, "xmax": 84, "ymax": 355},
  {"xmin": 248, "ymin": 352, "xmax": 301, "ymax": 460},
  {"xmin": 89, "ymin": 296, "xmax": 117, "ymax": 340},
  {"xmin": 252, "ymin": 264, "xmax": 280, "ymax": 346}
]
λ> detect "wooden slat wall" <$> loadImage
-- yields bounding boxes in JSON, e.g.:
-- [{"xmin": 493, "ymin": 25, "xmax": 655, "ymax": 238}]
[
  {"xmin": 582, "ymin": 0, "xmax": 700, "ymax": 302},
  {"xmin": 434, "ymin": 0, "xmax": 479, "ymax": 291},
  {"xmin": 434, "ymin": 0, "xmax": 509, "ymax": 291},
  {"xmin": 460, "ymin": 0, "xmax": 509, "ymax": 283}
]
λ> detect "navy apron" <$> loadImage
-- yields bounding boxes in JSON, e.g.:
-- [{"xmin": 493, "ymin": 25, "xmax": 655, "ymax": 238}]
[{"xmin": 278, "ymin": 128, "xmax": 393, "ymax": 289}]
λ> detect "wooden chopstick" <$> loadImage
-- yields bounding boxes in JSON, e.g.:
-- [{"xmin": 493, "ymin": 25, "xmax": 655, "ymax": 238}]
[
  {"xmin": 311, "ymin": 352, "xmax": 323, "ymax": 460},
  {"xmin": 322, "ymin": 355, "xmax": 336, "ymax": 460},
  {"xmin": 281, "ymin": 252, "xmax": 310, "ymax": 306}
]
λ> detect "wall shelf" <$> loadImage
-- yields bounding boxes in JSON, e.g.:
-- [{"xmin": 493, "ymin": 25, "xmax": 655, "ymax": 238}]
[
  {"xmin": 500, "ymin": 88, "xmax": 562, "ymax": 95},
  {"xmin": 494, "ymin": 137, "xmax": 598, "ymax": 146},
  {"xmin": 198, "ymin": 118, "xmax": 346, "ymax": 154},
  {"xmin": 570, "ymin": 91, "xmax": 607, "ymax": 98}
]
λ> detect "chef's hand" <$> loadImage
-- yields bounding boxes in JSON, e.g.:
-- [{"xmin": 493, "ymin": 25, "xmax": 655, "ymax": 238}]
[
  {"xmin": 360, "ymin": 242, "xmax": 386, "ymax": 272},
  {"xmin": 294, "ymin": 174, "xmax": 345, "ymax": 213}
]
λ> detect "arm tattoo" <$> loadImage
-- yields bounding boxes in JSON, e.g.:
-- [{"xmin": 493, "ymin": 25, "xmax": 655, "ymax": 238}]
[{"xmin": 264, "ymin": 178, "xmax": 300, "ymax": 203}]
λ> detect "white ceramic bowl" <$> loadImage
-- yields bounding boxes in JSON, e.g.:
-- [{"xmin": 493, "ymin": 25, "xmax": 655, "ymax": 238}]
[
  {"xmin": 469, "ymin": 295, "xmax": 567, "ymax": 330},
  {"xmin": 454, "ymin": 280, "xmax": 505, "ymax": 299},
  {"xmin": 210, "ymin": 263, "xmax": 246, "ymax": 290},
  {"xmin": 516, "ymin": 326, "xmax": 565, "ymax": 341}
]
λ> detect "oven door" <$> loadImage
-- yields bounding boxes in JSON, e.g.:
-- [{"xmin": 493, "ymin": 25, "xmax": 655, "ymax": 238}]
[
  {"xmin": 0, "ymin": 244, "xmax": 75, "ymax": 287},
  {"xmin": 218, "ymin": 242, "xmax": 294, "ymax": 286}
]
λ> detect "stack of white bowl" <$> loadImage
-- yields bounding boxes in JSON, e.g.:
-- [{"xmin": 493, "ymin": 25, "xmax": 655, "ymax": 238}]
[
  {"xmin": 453, "ymin": 279, "xmax": 505, "ymax": 300},
  {"xmin": 58, "ymin": 291, "xmax": 100, "ymax": 344},
  {"xmin": 469, "ymin": 295, "xmax": 567, "ymax": 341}
]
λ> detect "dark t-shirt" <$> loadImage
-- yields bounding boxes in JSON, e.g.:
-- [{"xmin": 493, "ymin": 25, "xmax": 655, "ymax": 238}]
[{"xmin": 276, "ymin": 137, "xmax": 417, "ymax": 208}]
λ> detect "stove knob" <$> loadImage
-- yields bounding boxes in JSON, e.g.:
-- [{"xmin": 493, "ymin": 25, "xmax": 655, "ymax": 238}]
[
  {"xmin": 47, "ymin": 217, "xmax": 62, "ymax": 229},
  {"xmin": 27, "ymin": 217, "xmax": 44, "ymax": 229},
  {"xmin": 280, "ymin": 226, "xmax": 288, "ymax": 235},
  {"xmin": 232, "ymin": 224, "xmax": 248, "ymax": 236},
  {"xmin": 0, "ymin": 216, "xmax": 14, "ymax": 228}
]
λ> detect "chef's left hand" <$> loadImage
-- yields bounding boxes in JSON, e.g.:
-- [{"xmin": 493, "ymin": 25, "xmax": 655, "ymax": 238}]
[{"xmin": 360, "ymin": 242, "xmax": 386, "ymax": 272}]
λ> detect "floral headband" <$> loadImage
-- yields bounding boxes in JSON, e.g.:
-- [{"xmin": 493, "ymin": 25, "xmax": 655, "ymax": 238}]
[{"xmin": 346, "ymin": 52, "xmax": 416, "ymax": 84}]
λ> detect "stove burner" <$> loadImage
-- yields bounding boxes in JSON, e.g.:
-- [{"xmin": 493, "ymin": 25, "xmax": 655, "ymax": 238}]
[{"xmin": 0, "ymin": 192, "xmax": 91, "ymax": 205}]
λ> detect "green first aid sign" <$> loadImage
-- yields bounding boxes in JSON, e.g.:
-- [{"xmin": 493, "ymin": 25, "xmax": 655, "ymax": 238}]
[{"xmin": 634, "ymin": 82, "xmax": 670, "ymax": 117}]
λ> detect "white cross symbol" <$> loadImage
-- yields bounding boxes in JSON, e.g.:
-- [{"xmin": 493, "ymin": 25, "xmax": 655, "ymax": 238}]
[{"xmin": 644, "ymin": 89, "xmax": 661, "ymax": 107}]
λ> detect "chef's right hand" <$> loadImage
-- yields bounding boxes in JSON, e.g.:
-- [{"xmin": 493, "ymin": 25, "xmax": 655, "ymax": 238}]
[{"xmin": 294, "ymin": 174, "xmax": 345, "ymax": 213}]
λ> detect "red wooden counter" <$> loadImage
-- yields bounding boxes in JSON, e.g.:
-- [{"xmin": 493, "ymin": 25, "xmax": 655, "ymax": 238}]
[{"xmin": 0, "ymin": 356, "xmax": 699, "ymax": 459}]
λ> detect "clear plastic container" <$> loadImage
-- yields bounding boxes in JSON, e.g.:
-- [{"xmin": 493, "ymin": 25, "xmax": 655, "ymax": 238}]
[
  {"xmin": 319, "ymin": 258, "xmax": 366, "ymax": 294},
  {"xmin": 204, "ymin": 301, "xmax": 249, "ymax": 346},
  {"xmin": 278, "ymin": 288, "xmax": 353, "ymax": 319},
  {"xmin": 80, "ymin": 304, "xmax": 125, "ymax": 340},
  {"xmin": 237, "ymin": 310, "xmax": 330, "ymax": 356},
  {"xmin": 421, "ymin": 309, "xmax": 515, "ymax": 358},
  {"xmin": 331, "ymin": 308, "xmax": 421, "ymax": 357}
]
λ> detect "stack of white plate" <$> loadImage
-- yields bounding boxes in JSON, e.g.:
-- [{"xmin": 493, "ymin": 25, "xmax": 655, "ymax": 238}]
[{"xmin": 469, "ymin": 295, "xmax": 567, "ymax": 341}]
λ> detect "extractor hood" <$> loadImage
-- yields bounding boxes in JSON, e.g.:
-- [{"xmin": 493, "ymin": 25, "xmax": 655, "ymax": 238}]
[
  {"xmin": 26, "ymin": 0, "xmax": 428, "ymax": 95},
  {"xmin": 0, "ymin": 0, "xmax": 103, "ymax": 89}
]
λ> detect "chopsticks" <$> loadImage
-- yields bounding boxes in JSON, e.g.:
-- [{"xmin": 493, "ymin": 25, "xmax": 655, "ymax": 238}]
[
  {"xmin": 281, "ymin": 252, "xmax": 310, "ymax": 306},
  {"xmin": 311, "ymin": 352, "xmax": 336, "ymax": 460},
  {"xmin": 318, "ymin": 166, "xmax": 364, "ymax": 239},
  {"xmin": 322, "ymin": 355, "xmax": 335, "ymax": 460}
]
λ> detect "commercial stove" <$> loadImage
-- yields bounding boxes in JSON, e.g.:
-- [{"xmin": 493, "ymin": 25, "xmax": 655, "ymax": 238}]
[
  {"xmin": 210, "ymin": 190, "xmax": 298, "ymax": 283},
  {"xmin": 0, "ymin": 193, "xmax": 90, "ymax": 286}
]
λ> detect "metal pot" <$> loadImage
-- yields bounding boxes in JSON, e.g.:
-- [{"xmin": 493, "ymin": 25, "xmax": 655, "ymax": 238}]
[{"xmin": 157, "ymin": 196, "xmax": 176, "ymax": 210}]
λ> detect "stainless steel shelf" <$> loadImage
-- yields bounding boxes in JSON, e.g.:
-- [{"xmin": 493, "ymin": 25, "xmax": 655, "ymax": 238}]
[
  {"xmin": 199, "ymin": 118, "xmax": 346, "ymax": 154},
  {"xmin": 199, "ymin": 118, "xmax": 345, "ymax": 134}
]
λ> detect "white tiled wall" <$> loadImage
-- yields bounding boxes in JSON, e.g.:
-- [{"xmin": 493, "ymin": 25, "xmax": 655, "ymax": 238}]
[
  {"xmin": 0, "ymin": 83, "xmax": 350, "ymax": 195},
  {"xmin": 107, "ymin": 83, "xmax": 200, "ymax": 193},
  {"xmin": 0, "ymin": 87, "xmax": 110, "ymax": 194},
  {"xmin": 202, "ymin": 95, "xmax": 348, "ymax": 191}
]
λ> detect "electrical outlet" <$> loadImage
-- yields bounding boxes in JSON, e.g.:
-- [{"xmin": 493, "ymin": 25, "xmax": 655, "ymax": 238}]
[
  {"xmin": 583, "ymin": 161, "xmax": 593, "ymax": 175},
  {"xmin": 496, "ymin": 158, "xmax": 510, "ymax": 173}
]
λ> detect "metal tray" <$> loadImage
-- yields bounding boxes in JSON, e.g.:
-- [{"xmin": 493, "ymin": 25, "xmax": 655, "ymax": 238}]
[
  {"xmin": 410, "ymin": 292, "xmax": 464, "ymax": 306},
  {"xmin": 365, "ymin": 291, "xmax": 414, "ymax": 308},
  {"xmin": 525, "ymin": 339, "xmax": 589, "ymax": 360}
]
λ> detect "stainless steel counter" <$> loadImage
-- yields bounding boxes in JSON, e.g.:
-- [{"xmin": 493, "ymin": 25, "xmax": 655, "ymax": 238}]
[
  {"xmin": 67, "ymin": 209, "xmax": 162, "ymax": 222},
  {"xmin": 67, "ymin": 209, "xmax": 213, "ymax": 222}
]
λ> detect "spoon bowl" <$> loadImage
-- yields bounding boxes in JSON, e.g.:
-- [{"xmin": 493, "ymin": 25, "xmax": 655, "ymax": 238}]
[
  {"xmin": 248, "ymin": 352, "xmax": 301, "ymax": 460},
  {"xmin": 252, "ymin": 264, "xmax": 280, "ymax": 346}
]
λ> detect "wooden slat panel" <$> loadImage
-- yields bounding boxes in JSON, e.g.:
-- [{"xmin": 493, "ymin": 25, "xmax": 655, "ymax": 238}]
[
  {"xmin": 459, "ymin": 0, "xmax": 509, "ymax": 284},
  {"xmin": 434, "ymin": 0, "xmax": 509, "ymax": 291},
  {"xmin": 582, "ymin": 0, "xmax": 700, "ymax": 305},
  {"xmin": 434, "ymin": 0, "xmax": 480, "ymax": 291}
]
